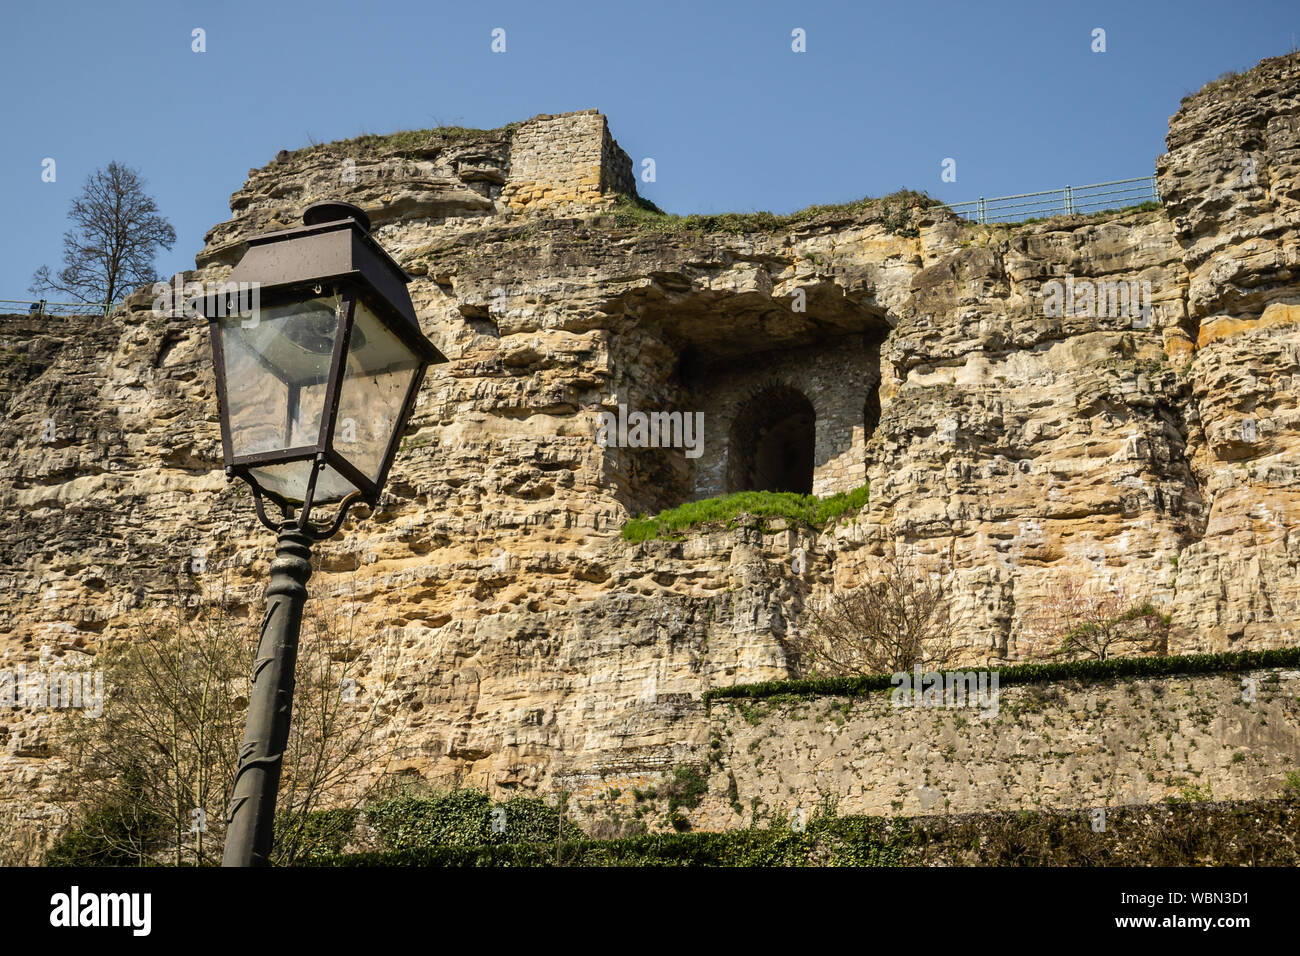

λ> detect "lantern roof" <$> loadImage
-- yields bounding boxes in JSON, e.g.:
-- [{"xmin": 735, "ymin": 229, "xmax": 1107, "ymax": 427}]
[
  {"xmin": 223, "ymin": 202, "xmax": 443, "ymax": 362},
  {"xmin": 200, "ymin": 200, "xmax": 449, "ymax": 523}
]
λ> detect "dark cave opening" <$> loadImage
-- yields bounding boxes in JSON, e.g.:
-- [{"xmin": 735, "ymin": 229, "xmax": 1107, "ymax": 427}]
[
  {"xmin": 727, "ymin": 386, "xmax": 816, "ymax": 495},
  {"xmin": 864, "ymin": 382, "xmax": 881, "ymax": 442}
]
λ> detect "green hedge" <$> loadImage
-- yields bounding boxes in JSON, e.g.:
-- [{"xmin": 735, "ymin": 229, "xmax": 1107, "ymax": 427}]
[
  {"xmin": 366, "ymin": 789, "xmax": 582, "ymax": 851},
  {"xmin": 307, "ymin": 823, "xmax": 903, "ymax": 867},
  {"xmin": 305, "ymin": 799, "xmax": 1300, "ymax": 867},
  {"xmin": 274, "ymin": 808, "xmax": 359, "ymax": 862},
  {"xmin": 704, "ymin": 646, "xmax": 1300, "ymax": 704}
]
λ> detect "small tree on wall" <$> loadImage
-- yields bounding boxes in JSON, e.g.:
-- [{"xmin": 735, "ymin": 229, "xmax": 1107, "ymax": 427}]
[
  {"xmin": 787, "ymin": 546, "xmax": 960, "ymax": 677},
  {"xmin": 1029, "ymin": 576, "xmax": 1173, "ymax": 661}
]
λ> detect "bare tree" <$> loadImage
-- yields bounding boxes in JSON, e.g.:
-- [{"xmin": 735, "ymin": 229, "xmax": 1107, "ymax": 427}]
[
  {"xmin": 1029, "ymin": 575, "xmax": 1172, "ymax": 661},
  {"xmin": 30, "ymin": 161, "xmax": 175, "ymax": 307},
  {"xmin": 51, "ymin": 595, "xmax": 244, "ymax": 866},
  {"xmin": 787, "ymin": 547, "xmax": 959, "ymax": 677},
  {"xmin": 50, "ymin": 570, "xmax": 395, "ymax": 866}
]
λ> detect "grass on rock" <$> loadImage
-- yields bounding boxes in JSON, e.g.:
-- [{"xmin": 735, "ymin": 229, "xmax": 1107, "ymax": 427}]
[
  {"xmin": 608, "ymin": 191, "xmax": 938, "ymax": 236},
  {"xmin": 622, "ymin": 484, "xmax": 869, "ymax": 542}
]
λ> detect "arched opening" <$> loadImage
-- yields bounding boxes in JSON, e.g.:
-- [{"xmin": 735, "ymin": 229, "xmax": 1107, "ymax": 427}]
[{"xmin": 727, "ymin": 386, "xmax": 816, "ymax": 494}]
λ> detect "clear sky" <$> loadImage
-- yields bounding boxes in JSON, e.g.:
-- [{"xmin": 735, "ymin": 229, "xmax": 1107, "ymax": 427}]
[{"xmin": 1, "ymin": 0, "xmax": 1295, "ymax": 303}]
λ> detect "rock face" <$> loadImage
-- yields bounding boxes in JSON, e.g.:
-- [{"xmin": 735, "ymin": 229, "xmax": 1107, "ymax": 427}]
[{"xmin": 2, "ymin": 56, "xmax": 1300, "ymax": 860}]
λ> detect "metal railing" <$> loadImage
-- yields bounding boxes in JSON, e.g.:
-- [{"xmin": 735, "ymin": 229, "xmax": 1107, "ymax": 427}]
[
  {"xmin": 0, "ymin": 298, "xmax": 111, "ymax": 317},
  {"xmin": 936, "ymin": 175, "xmax": 1161, "ymax": 225}
]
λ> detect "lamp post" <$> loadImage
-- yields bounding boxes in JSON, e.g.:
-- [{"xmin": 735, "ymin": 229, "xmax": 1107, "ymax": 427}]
[{"xmin": 199, "ymin": 201, "xmax": 446, "ymax": 866}]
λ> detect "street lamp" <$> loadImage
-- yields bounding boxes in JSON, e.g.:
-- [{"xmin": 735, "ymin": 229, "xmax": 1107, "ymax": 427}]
[{"xmin": 199, "ymin": 201, "xmax": 446, "ymax": 866}]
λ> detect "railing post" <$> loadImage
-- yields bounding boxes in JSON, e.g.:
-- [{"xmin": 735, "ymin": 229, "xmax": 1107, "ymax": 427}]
[
  {"xmin": 978, "ymin": 197, "xmax": 986, "ymax": 225},
  {"xmin": 1064, "ymin": 185, "xmax": 1073, "ymax": 216}
]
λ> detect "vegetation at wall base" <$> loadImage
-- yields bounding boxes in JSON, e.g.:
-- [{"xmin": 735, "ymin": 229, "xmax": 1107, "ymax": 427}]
[
  {"xmin": 275, "ymin": 808, "xmax": 359, "ymax": 863},
  {"xmin": 365, "ymin": 788, "xmax": 582, "ymax": 849},
  {"xmin": 622, "ymin": 484, "xmax": 869, "ymax": 542},
  {"xmin": 704, "ymin": 646, "xmax": 1300, "ymax": 704},
  {"xmin": 50, "ymin": 782, "xmax": 1300, "ymax": 868},
  {"xmin": 44, "ymin": 796, "xmax": 167, "ymax": 867},
  {"xmin": 304, "ymin": 797, "xmax": 1300, "ymax": 867}
]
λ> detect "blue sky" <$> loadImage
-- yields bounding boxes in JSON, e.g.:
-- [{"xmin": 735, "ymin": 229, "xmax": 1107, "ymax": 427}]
[{"xmin": 0, "ymin": 0, "xmax": 1295, "ymax": 302}]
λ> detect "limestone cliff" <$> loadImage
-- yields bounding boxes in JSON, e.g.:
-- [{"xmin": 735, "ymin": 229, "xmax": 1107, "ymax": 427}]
[{"xmin": 3, "ymin": 57, "xmax": 1300, "ymax": 861}]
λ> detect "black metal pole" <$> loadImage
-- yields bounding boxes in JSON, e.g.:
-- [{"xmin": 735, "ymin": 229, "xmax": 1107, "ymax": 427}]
[{"xmin": 222, "ymin": 527, "xmax": 313, "ymax": 867}]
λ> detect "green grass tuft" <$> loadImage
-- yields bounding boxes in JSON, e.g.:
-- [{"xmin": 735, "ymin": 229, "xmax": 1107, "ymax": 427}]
[{"xmin": 621, "ymin": 483, "xmax": 869, "ymax": 542}]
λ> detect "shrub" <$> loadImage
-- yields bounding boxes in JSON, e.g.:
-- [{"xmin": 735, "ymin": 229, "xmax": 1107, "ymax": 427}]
[
  {"xmin": 46, "ymin": 796, "xmax": 166, "ymax": 867},
  {"xmin": 1280, "ymin": 771, "xmax": 1300, "ymax": 801},
  {"xmin": 274, "ymin": 808, "xmax": 359, "ymax": 862},
  {"xmin": 786, "ymin": 547, "xmax": 959, "ymax": 677},
  {"xmin": 659, "ymin": 765, "xmax": 709, "ymax": 816},
  {"xmin": 1025, "ymin": 576, "xmax": 1174, "ymax": 661},
  {"xmin": 365, "ymin": 788, "xmax": 582, "ymax": 851}
]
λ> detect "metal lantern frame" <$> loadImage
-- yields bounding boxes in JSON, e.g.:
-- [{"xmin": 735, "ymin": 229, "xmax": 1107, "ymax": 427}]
[
  {"xmin": 199, "ymin": 201, "xmax": 448, "ymax": 867},
  {"xmin": 201, "ymin": 202, "xmax": 445, "ymax": 539}
]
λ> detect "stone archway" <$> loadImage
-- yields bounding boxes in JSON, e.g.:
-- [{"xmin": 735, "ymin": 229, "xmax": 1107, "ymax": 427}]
[{"xmin": 726, "ymin": 385, "xmax": 816, "ymax": 494}]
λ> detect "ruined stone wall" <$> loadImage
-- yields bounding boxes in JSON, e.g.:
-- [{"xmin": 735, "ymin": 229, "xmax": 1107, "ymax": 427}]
[
  {"xmin": 501, "ymin": 109, "xmax": 634, "ymax": 214},
  {"xmin": 690, "ymin": 666, "xmax": 1300, "ymax": 829},
  {"xmin": 599, "ymin": 118, "xmax": 637, "ymax": 197}
]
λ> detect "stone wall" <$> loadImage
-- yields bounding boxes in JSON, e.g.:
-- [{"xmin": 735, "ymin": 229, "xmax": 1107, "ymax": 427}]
[
  {"xmin": 598, "ymin": 117, "xmax": 637, "ymax": 197},
  {"xmin": 501, "ymin": 109, "xmax": 634, "ymax": 214},
  {"xmin": 691, "ymin": 336, "xmax": 880, "ymax": 498},
  {"xmin": 688, "ymin": 666, "xmax": 1300, "ymax": 829}
]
